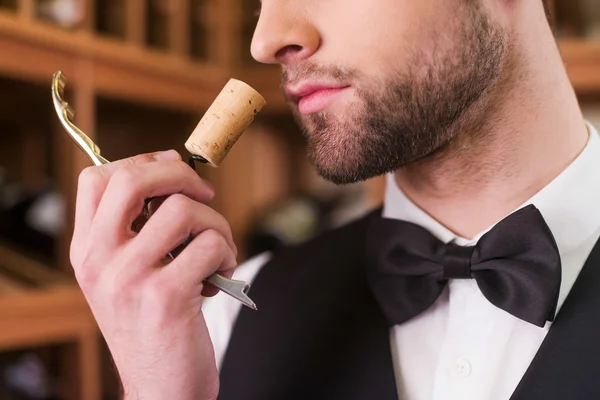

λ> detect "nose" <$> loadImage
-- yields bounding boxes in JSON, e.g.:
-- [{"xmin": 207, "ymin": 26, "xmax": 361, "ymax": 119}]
[{"xmin": 250, "ymin": 3, "xmax": 320, "ymax": 65}]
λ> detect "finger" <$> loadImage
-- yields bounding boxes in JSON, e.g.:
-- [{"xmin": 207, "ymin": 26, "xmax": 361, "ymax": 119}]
[
  {"xmin": 92, "ymin": 158, "xmax": 215, "ymax": 247},
  {"xmin": 122, "ymin": 194, "xmax": 236, "ymax": 272},
  {"xmin": 162, "ymin": 229, "xmax": 238, "ymax": 293},
  {"xmin": 71, "ymin": 150, "xmax": 176, "ymax": 260}
]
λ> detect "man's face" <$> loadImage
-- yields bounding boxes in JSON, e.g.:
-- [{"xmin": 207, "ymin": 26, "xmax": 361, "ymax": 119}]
[{"xmin": 251, "ymin": 0, "xmax": 512, "ymax": 184}]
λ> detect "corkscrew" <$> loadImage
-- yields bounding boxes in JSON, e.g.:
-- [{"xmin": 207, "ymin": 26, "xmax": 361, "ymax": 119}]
[{"xmin": 51, "ymin": 70, "xmax": 265, "ymax": 311}]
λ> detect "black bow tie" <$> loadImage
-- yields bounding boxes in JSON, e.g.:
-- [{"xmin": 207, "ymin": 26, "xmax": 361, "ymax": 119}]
[{"xmin": 366, "ymin": 204, "xmax": 562, "ymax": 328}]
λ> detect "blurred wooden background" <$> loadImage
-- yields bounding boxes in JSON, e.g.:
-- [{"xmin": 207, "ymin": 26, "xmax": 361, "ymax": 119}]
[{"xmin": 0, "ymin": 0, "xmax": 598, "ymax": 398}]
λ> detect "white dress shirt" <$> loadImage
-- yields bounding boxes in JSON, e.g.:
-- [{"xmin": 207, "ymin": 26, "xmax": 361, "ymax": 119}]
[{"xmin": 202, "ymin": 122, "xmax": 600, "ymax": 400}]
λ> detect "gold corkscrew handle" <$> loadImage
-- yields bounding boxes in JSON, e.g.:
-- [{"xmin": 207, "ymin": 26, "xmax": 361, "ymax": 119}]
[{"xmin": 51, "ymin": 71, "xmax": 109, "ymax": 166}]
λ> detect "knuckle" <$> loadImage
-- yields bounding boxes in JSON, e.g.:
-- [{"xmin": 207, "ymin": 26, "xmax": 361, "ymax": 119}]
[
  {"xmin": 69, "ymin": 242, "xmax": 81, "ymax": 267},
  {"xmin": 71, "ymin": 251, "xmax": 99, "ymax": 290},
  {"xmin": 205, "ymin": 209, "xmax": 234, "ymax": 248},
  {"xmin": 215, "ymin": 213, "xmax": 233, "ymax": 238},
  {"xmin": 111, "ymin": 165, "xmax": 142, "ymax": 194},
  {"xmin": 163, "ymin": 193, "xmax": 193, "ymax": 218},
  {"xmin": 78, "ymin": 166, "xmax": 104, "ymax": 189},
  {"xmin": 198, "ymin": 229, "xmax": 227, "ymax": 256},
  {"xmin": 127, "ymin": 153, "xmax": 156, "ymax": 166}
]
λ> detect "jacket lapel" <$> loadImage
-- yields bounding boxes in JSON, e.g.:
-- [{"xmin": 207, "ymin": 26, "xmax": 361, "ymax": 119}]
[{"xmin": 510, "ymin": 236, "xmax": 600, "ymax": 399}]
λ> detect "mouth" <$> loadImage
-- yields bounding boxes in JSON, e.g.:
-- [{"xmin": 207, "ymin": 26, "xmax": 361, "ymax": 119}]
[{"xmin": 285, "ymin": 83, "xmax": 351, "ymax": 115}]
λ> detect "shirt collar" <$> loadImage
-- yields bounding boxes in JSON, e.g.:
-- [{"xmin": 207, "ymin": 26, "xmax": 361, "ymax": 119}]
[{"xmin": 382, "ymin": 121, "xmax": 600, "ymax": 313}]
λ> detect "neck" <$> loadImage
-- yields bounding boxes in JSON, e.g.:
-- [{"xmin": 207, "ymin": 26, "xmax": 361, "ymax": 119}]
[{"xmin": 393, "ymin": 10, "xmax": 589, "ymax": 239}]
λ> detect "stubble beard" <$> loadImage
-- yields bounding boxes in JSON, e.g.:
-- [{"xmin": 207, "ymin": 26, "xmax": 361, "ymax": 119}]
[{"xmin": 287, "ymin": 2, "xmax": 512, "ymax": 185}]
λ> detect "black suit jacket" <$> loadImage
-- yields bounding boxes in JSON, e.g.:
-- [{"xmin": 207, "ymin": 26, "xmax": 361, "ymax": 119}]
[{"xmin": 217, "ymin": 208, "xmax": 600, "ymax": 399}]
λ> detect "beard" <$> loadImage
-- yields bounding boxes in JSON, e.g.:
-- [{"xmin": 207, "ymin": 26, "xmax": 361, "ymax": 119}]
[{"xmin": 284, "ymin": 1, "xmax": 512, "ymax": 185}]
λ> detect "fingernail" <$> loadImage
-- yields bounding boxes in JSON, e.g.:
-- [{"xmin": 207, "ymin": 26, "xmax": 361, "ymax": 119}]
[{"xmin": 153, "ymin": 149, "xmax": 181, "ymax": 161}]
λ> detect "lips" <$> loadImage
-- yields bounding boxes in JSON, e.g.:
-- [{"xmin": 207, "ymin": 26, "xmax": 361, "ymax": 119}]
[{"xmin": 285, "ymin": 83, "xmax": 351, "ymax": 115}]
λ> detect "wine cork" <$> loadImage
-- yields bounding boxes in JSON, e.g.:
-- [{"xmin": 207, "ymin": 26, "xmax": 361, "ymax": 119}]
[{"xmin": 185, "ymin": 78, "xmax": 267, "ymax": 167}]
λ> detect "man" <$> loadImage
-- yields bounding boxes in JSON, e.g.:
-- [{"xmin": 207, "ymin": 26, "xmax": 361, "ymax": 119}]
[{"xmin": 69, "ymin": 0, "xmax": 600, "ymax": 399}]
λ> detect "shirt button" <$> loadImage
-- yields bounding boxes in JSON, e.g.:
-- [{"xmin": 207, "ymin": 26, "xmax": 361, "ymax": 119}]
[{"xmin": 454, "ymin": 357, "xmax": 472, "ymax": 378}]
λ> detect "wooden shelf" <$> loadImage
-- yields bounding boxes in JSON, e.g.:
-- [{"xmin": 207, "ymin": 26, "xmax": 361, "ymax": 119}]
[
  {"xmin": 0, "ymin": 4, "xmax": 289, "ymax": 114},
  {"xmin": 0, "ymin": 243, "xmax": 99, "ymax": 400},
  {"xmin": 550, "ymin": 0, "xmax": 600, "ymax": 94},
  {"xmin": 0, "ymin": 9, "xmax": 228, "ymax": 112},
  {"xmin": 0, "ymin": 243, "xmax": 88, "ymax": 344}
]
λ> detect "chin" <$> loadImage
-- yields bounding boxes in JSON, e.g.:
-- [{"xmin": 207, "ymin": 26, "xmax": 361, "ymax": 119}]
[
  {"xmin": 305, "ymin": 136, "xmax": 390, "ymax": 186},
  {"xmin": 310, "ymin": 158, "xmax": 389, "ymax": 185}
]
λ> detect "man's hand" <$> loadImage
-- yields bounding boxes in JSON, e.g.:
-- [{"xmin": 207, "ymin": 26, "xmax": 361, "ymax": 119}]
[{"xmin": 70, "ymin": 150, "xmax": 236, "ymax": 400}]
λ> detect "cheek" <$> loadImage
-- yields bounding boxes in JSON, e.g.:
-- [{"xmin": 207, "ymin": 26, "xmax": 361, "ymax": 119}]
[{"xmin": 313, "ymin": 0, "xmax": 452, "ymax": 78}]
